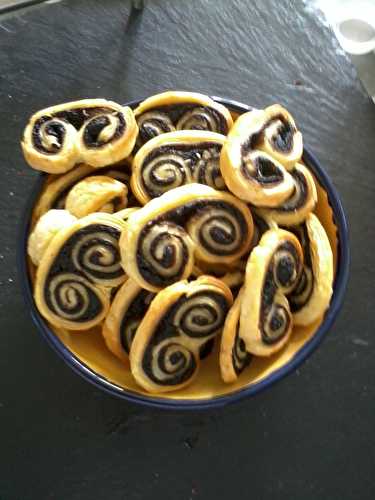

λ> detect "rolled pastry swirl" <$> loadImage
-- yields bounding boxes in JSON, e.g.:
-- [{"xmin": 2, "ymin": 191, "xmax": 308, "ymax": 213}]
[
  {"xmin": 102, "ymin": 279, "xmax": 156, "ymax": 363},
  {"xmin": 120, "ymin": 184, "xmax": 254, "ymax": 291},
  {"xmin": 289, "ymin": 214, "xmax": 333, "ymax": 326},
  {"xmin": 65, "ymin": 175, "xmax": 128, "ymax": 217},
  {"xmin": 254, "ymin": 163, "xmax": 317, "ymax": 226},
  {"xmin": 240, "ymin": 229, "xmax": 303, "ymax": 356},
  {"xmin": 220, "ymin": 289, "xmax": 252, "ymax": 383},
  {"xmin": 256, "ymin": 104, "xmax": 303, "ymax": 169},
  {"xmin": 33, "ymin": 164, "xmax": 132, "ymax": 221},
  {"xmin": 34, "ymin": 213, "xmax": 127, "ymax": 330},
  {"xmin": 134, "ymin": 91, "xmax": 233, "ymax": 147},
  {"xmin": 22, "ymin": 99, "xmax": 138, "ymax": 173},
  {"xmin": 28, "ymin": 209, "xmax": 77, "ymax": 266},
  {"xmin": 131, "ymin": 130, "xmax": 226, "ymax": 204},
  {"xmin": 130, "ymin": 276, "xmax": 233, "ymax": 393},
  {"xmin": 220, "ymin": 110, "xmax": 296, "ymax": 207}
]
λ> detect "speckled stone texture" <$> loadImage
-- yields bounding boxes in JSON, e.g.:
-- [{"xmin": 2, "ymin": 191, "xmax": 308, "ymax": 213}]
[{"xmin": 0, "ymin": 0, "xmax": 374, "ymax": 499}]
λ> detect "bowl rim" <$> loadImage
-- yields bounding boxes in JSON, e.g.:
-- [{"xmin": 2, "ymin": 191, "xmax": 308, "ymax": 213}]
[{"xmin": 18, "ymin": 96, "xmax": 350, "ymax": 410}]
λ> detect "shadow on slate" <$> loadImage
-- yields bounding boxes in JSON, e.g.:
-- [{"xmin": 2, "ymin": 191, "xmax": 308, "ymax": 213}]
[{"xmin": 0, "ymin": 0, "xmax": 375, "ymax": 499}]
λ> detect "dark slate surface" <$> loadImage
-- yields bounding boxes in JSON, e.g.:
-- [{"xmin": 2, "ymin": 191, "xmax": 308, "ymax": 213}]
[{"xmin": 1, "ymin": 0, "xmax": 374, "ymax": 498}]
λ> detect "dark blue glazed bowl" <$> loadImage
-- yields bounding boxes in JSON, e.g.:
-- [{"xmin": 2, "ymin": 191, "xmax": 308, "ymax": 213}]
[{"xmin": 18, "ymin": 97, "xmax": 350, "ymax": 410}]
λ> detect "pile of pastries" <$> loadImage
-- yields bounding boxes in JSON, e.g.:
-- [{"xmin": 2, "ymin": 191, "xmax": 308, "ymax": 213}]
[{"xmin": 22, "ymin": 91, "xmax": 334, "ymax": 393}]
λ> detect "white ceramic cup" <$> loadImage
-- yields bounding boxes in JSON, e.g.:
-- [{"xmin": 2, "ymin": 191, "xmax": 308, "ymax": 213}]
[{"xmin": 329, "ymin": 1, "xmax": 375, "ymax": 55}]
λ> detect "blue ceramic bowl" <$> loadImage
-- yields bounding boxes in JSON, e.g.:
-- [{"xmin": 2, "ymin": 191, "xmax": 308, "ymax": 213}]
[{"xmin": 18, "ymin": 97, "xmax": 350, "ymax": 409}]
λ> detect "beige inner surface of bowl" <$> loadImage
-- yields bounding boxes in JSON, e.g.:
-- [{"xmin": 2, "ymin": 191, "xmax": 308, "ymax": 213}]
[{"xmin": 27, "ymin": 108, "xmax": 338, "ymax": 401}]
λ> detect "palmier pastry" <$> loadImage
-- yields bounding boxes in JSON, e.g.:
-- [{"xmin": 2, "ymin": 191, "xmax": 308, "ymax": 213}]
[
  {"xmin": 220, "ymin": 110, "xmax": 295, "ymax": 206},
  {"xmin": 120, "ymin": 184, "xmax": 253, "ymax": 291},
  {"xmin": 289, "ymin": 214, "xmax": 333, "ymax": 326},
  {"xmin": 254, "ymin": 163, "xmax": 317, "ymax": 225},
  {"xmin": 22, "ymin": 99, "xmax": 138, "ymax": 173},
  {"xmin": 65, "ymin": 176, "xmax": 128, "ymax": 217},
  {"xmin": 33, "ymin": 164, "xmax": 132, "ymax": 221},
  {"xmin": 256, "ymin": 104, "xmax": 303, "ymax": 168},
  {"xmin": 134, "ymin": 91, "xmax": 233, "ymax": 146},
  {"xmin": 240, "ymin": 229, "xmax": 303, "ymax": 356},
  {"xmin": 28, "ymin": 209, "xmax": 77, "ymax": 266},
  {"xmin": 102, "ymin": 279, "xmax": 156, "ymax": 363},
  {"xmin": 103, "ymin": 275, "xmax": 215, "ymax": 361},
  {"xmin": 131, "ymin": 130, "xmax": 226, "ymax": 204},
  {"xmin": 34, "ymin": 213, "xmax": 127, "ymax": 330},
  {"xmin": 220, "ymin": 289, "xmax": 252, "ymax": 383},
  {"xmin": 130, "ymin": 276, "xmax": 233, "ymax": 393}
]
